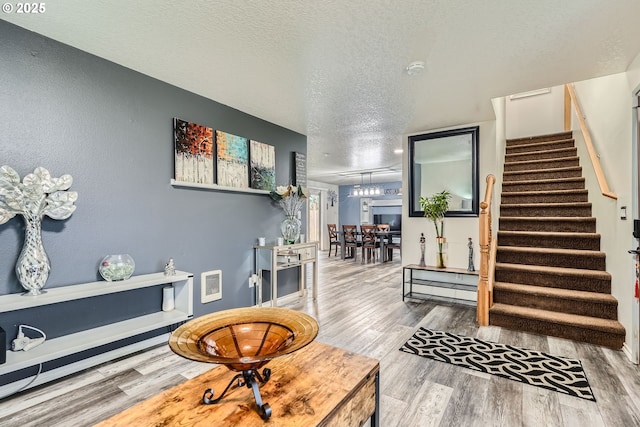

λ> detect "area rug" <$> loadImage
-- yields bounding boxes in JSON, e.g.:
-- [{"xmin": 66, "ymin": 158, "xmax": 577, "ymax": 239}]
[{"xmin": 400, "ymin": 327, "xmax": 596, "ymax": 401}]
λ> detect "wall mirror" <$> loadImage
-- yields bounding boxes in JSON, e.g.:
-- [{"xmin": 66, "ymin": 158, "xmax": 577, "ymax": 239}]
[{"xmin": 408, "ymin": 126, "xmax": 479, "ymax": 217}]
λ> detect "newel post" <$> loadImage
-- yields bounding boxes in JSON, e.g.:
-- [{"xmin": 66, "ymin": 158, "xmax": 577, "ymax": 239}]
[
  {"xmin": 477, "ymin": 174, "xmax": 495, "ymax": 326},
  {"xmin": 477, "ymin": 201, "xmax": 490, "ymax": 325}
]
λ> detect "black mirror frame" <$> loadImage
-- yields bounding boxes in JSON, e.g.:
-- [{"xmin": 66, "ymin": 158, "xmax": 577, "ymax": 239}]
[{"xmin": 408, "ymin": 126, "xmax": 479, "ymax": 218}]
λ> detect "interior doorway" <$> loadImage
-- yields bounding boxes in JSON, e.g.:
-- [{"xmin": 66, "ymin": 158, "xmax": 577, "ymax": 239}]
[
  {"xmin": 632, "ymin": 93, "xmax": 640, "ymax": 363},
  {"xmin": 309, "ymin": 191, "xmax": 320, "ymax": 246}
]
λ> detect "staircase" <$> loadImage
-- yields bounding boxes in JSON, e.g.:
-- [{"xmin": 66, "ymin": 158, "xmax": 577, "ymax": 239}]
[{"xmin": 490, "ymin": 131, "xmax": 625, "ymax": 349}]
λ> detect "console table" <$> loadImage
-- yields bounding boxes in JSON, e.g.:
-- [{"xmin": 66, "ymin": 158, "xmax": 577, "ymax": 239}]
[
  {"xmin": 254, "ymin": 241, "xmax": 318, "ymax": 306},
  {"xmin": 403, "ymin": 264, "xmax": 479, "ymax": 304},
  {"xmin": 95, "ymin": 340, "xmax": 380, "ymax": 427}
]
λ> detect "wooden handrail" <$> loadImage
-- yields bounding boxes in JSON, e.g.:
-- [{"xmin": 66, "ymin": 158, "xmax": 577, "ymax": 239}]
[
  {"xmin": 565, "ymin": 84, "xmax": 617, "ymax": 200},
  {"xmin": 564, "ymin": 85, "xmax": 571, "ymax": 131},
  {"xmin": 477, "ymin": 174, "xmax": 496, "ymax": 326}
]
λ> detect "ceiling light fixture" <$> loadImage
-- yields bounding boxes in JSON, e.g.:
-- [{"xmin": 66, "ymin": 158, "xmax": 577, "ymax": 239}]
[
  {"xmin": 406, "ymin": 61, "xmax": 425, "ymax": 76},
  {"xmin": 349, "ymin": 172, "xmax": 382, "ymax": 198}
]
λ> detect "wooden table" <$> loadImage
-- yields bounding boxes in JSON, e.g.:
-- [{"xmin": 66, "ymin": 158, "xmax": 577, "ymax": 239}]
[
  {"xmin": 95, "ymin": 341, "xmax": 380, "ymax": 427},
  {"xmin": 376, "ymin": 230, "xmax": 401, "ymax": 262},
  {"xmin": 338, "ymin": 230, "xmax": 401, "ymax": 262}
]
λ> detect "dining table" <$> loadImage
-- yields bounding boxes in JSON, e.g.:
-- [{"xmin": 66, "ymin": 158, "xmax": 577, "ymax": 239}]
[
  {"xmin": 338, "ymin": 229, "xmax": 401, "ymax": 262},
  {"xmin": 375, "ymin": 230, "xmax": 401, "ymax": 262}
]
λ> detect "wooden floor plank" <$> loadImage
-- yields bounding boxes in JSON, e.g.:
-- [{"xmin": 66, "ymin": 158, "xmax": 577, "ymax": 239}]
[
  {"xmin": 378, "ymin": 394, "xmax": 408, "ymax": 427},
  {"xmin": 399, "ymin": 378, "xmax": 453, "ymax": 427},
  {"xmin": 0, "ymin": 369, "xmax": 106, "ymax": 419},
  {"xmin": 438, "ymin": 370, "xmax": 490, "ymax": 426},
  {"xmin": 521, "ymin": 386, "xmax": 564, "ymax": 427},
  {"xmin": 481, "ymin": 379, "xmax": 524, "ymax": 426}
]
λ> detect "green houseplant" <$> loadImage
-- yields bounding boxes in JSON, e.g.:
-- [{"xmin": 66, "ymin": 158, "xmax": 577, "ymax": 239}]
[{"xmin": 419, "ymin": 190, "xmax": 451, "ymax": 268}]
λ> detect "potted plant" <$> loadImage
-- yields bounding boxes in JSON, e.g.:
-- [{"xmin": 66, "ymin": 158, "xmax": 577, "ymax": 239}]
[{"xmin": 419, "ymin": 190, "xmax": 451, "ymax": 268}]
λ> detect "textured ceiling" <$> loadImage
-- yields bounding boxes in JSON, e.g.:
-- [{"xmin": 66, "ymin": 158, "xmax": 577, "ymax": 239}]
[{"xmin": 4, "ymin": 0, "xmax": 640, "ymax": 185}]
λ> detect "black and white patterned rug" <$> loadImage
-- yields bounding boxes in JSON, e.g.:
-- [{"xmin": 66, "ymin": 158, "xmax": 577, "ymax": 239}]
[{"xmin": 400, "ymin": 328, "xmax": 596, "ymax": 401}]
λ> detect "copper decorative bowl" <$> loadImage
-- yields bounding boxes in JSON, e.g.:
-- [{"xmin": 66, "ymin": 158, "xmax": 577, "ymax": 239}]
[{"xmin": 169, "ymin": 307, "xmax": 319, "ymax": 419}]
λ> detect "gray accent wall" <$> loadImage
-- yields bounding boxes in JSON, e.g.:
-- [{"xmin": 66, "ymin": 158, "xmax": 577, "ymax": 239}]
[{"xmin": 0, "ymin": 20, "xmax": 305, "ymax": 342}]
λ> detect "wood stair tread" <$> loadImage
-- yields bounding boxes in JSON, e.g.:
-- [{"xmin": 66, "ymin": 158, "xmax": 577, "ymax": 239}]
[
  {"xmin": 495, "ymin": 262, "xmax": 611, "ymax": 278},
  {"xmin": 500, "ymin": 189, "xmax": 588, "ymax": 196},
  {"xmin": 498, "ymin": 230, "xmax": 600, "ymax": 238},
  {"xmin": 503, "ymin": 166, "xmax": 581, "ymax": 175},
  {"xmin": 505, "ymin": 141, "xmax": 574, "ymax": 148},
  {"xmin": 500, "ymin": 202, "xmax": 591, "ymax": 207},
  {"xmin": 490, "ymin": 303, "xmax": 625, "ymax": 335},
  {"xmin": 502, "ymin": 177, "xmax": 584, "ymax": 185},
  {"xmin": 493, "ymin": 281, "xmax": 616, "ymax": 300},
  {"xmin": 496, "ymin": 246, "xmax": 605, "ymax": 257},
  {"xmin": 499, "ymin": 216, "xmax": 595, "ymax": 221},
  {"xmin": 505, "ymin": 147, "xmax": 577, "ymax": 159},
  {"xmin": 505, "ymin": 156, "xmax": 579, "ymax": 166},
  {"xmin": 506, "ymin": 132, "xmax": 573, "ymax": 145}
]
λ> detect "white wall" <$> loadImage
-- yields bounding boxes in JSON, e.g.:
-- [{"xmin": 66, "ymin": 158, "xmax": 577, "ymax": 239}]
[
  {"xmin": 572, "ymin": 71, "xmax": 638, "ymax": 358},
  {"xmin": 627, "ymin": 52, "xmax": 640, "ymax": 363},
  {"xmin": 492, "ymin": 96, "xmax": 507, "ymax": 218},
  {"xmin": 421, "ymin": 159, "xmax": 473, "ymax": 211},
  {"xmin": 505, "ymin": 86, "xmax": 565, "ymax": 139},
  {"xmin": 403, "ymin": 120, "xmax": 498, "ymax": 269}
]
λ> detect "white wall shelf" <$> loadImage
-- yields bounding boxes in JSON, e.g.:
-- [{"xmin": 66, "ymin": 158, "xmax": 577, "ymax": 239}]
[
  {"xmin": 0, "ymin": 311, "xmax": 187, "ymax": 375},
  {"xmin": 0, "ymin": 271, "xmax": 193, "ymax": 384},
  {"xmin": 170, "ymin": 179, "xmax": 270, "ymax": 195},
  {"xmin": 0, "ymin": 271, "xmax": 193, "ymax": 313}
]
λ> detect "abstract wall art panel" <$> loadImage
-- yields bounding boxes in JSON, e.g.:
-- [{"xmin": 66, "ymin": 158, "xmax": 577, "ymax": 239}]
[
  {"xmin": 249, "ymin": 140, "xmax": 276, "ymax": 191},
  {"xmin": 174, "ymin": 118, "xmax": 214, "ymax": 184},
  {"xmin": 216, "ymin": 130, "xmax": 249, "ymax": 188}
]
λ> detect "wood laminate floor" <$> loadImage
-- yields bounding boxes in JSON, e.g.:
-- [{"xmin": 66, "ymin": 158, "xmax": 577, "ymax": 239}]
[{"xmin": 0, "ymin": 253, "xmax": 639, "ymax": 426}]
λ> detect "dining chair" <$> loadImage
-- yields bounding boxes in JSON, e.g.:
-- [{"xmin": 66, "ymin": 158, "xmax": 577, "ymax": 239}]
[
  {"xmin": 376, "ymin": 223, "xmax": 399, "ymax": 261},
  {"xmin": 385, "ymin": 236, "xmax": 401, "ymax": 261},
  {"xmin": 327, "ymin": 224, "xmax": 341, "ymax": 257},
  {"xmin": 342, "ymin": 225, "xmax": 360, "ymax": 261},
  {"xmin": 360, "ymin": 225, "xmax": 379, "ymax": 264},
  {"xmin": 375, "ymin": 224, "xmax": 390, "ymax": 233}
]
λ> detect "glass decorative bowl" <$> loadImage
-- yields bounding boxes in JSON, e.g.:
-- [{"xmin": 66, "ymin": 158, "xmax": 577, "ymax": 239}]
[
  {"xmin": 168, "ymin": 307, "xmax": 319, "ymax": 372},
  {"xmin": 99, "ymin": 254, "xmax": 135, "ymax": 281},
  {"xmin": 169, "ymin": 307, "xmax": 318, "ymax": 419}
]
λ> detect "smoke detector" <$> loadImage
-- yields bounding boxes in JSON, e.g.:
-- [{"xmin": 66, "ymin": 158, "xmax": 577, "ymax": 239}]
[{"xmin": 406, "ymin": 61, "xmax": 425, "ymax": 76}]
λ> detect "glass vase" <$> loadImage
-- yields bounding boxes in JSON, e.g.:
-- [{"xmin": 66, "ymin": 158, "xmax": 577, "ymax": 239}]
[
  {"xmin": 436, "ymin": 237, "xmax": 448, "ymax": 268},
  {"xmin": 281, "ymin": 215, "xmax": 301, "ymax": 245},
  {"xmin": 99, "ymin": 254, "xmax": 135, "ymax": 281},
  {"xmin": 16, "ymin": 215, "xmax": 50, "ymax": 295}
]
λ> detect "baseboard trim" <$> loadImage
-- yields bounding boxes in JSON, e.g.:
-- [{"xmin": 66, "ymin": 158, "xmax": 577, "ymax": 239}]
[
  {"xmin": 621, "ymin": 342, "xmax": 637, "ymax": 364},
  {"xmin": 255, "ymin": 290, "xmax": 306, "ymax": 307}
]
